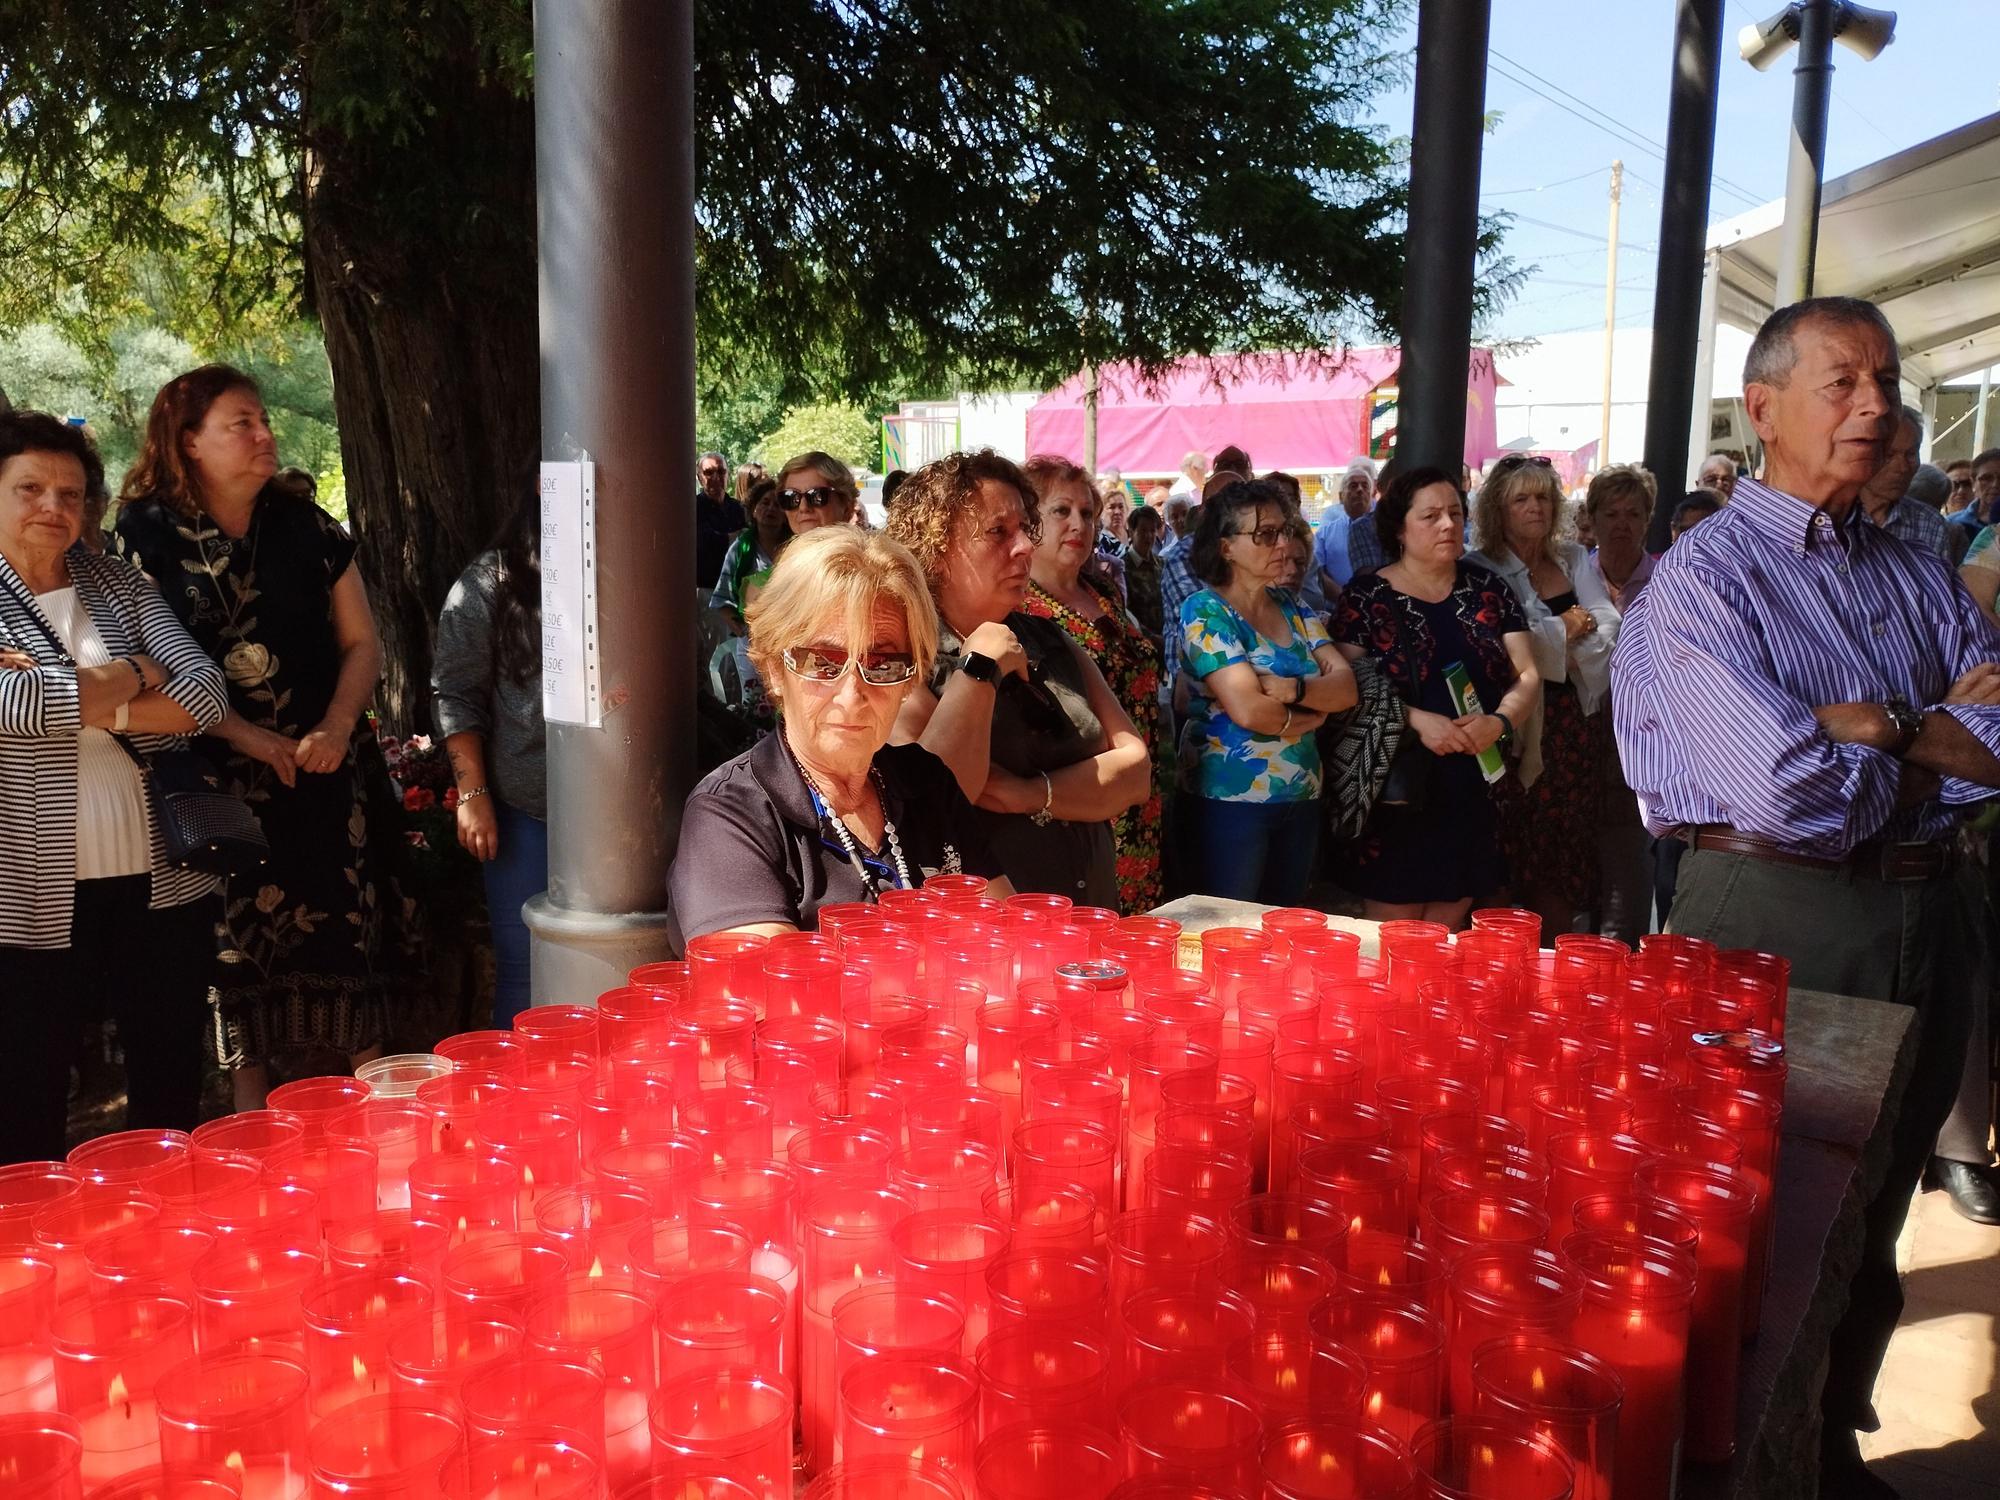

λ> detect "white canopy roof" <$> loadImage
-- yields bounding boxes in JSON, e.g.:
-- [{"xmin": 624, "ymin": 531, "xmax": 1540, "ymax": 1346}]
[{"xmin": 1704, "ymin": 111, "xmax": 2000, "ymax": 390}]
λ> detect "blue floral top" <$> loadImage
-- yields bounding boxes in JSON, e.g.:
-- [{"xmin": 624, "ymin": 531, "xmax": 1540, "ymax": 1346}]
[{"xmin": 1180, "ymin": 587, "xmax": 1332, "ymax": 803}]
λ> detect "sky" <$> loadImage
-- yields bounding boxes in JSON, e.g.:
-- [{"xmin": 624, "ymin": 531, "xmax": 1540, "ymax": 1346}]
[{"xmin": 1364, "ymin": 0, "xmax": 1999, "ymax": 341}]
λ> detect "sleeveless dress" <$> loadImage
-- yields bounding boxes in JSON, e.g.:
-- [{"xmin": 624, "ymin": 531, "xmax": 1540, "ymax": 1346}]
[{"xmin": 116, "ymin": 490, "xmax": 416, "ymax": 1065}]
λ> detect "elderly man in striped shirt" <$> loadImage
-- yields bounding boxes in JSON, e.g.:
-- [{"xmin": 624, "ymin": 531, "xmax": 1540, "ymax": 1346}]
[{"xmin": 1614, "ymin": 295, "xmax": 2000, "ymax": 1500}]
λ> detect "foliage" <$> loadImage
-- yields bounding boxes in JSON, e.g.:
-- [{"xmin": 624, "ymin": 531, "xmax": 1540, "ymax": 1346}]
[{"xmin": 753, "ymin": 403, "xmax": 877, "ymax": 472}]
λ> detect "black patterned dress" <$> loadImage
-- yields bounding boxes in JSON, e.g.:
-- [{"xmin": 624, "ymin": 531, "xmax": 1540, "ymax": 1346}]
[
  {"xmin": 1329, "ymin": 563, "xmax": 1527, "ymax": 905},
  {"xmin": 116, "ymin": 490, "xmax": 414, "ymax": 1065}
]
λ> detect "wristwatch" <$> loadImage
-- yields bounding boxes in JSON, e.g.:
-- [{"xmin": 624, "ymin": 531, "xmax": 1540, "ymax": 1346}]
[
  {"xmin": 1490, "ymin": 710, "xmax": 1515, "ymax": 747},
  {"xmin": 958, "ymin": 652, "xmax": 1000, "ymax": 685},
  {"xmin": 1882, "ymin": 696, "xmax": 1924, "ymax": 758}
]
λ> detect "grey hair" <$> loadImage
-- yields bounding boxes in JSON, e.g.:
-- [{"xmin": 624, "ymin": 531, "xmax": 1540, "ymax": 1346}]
[
  {"xmin": 1907, "ymin": 463, "xmax": 1952, "ymax": 509},
  {"xmin": 1342, "ymin": 457, "xmax": 1378, "ymax": 484},
  {"xmin": 1742, "ymin": 296, "xmax": 1897, "ymax": 389},
  {"xmin": 1180, "ymin": 450, "xmax": 1209, "ymax": 471},
  {"xmin": 1700, "ymin": 452, "xmax": 1737, "ymax": 473}
]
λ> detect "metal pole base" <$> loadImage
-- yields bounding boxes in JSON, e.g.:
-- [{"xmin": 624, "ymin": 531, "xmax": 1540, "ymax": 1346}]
[{"xmin": 523, "ymin": 891, "xmax": 678, "ymax": 1007}]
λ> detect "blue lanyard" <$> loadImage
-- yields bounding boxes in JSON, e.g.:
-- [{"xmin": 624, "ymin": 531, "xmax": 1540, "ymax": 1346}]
[{"xmin": 805, "ymin": 783, "xmax": 906, "ymax": 900}]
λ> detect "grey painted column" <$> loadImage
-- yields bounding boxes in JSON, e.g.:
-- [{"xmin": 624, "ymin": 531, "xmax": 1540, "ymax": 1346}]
[
  {"xmin": 525, "ymin": 0, "xmax": 695, "ymax": 1003},
  {"xmin": 1642, "ymin": 0, "xmax": 1725, "ymax": 552},
  {"xmin": 1395, "ymin": 0, "xmax": 1491, "ymax": 474},
  {"xmin": 1775, "ymin": 0, "xmax": 1835, "ymax": 305}
]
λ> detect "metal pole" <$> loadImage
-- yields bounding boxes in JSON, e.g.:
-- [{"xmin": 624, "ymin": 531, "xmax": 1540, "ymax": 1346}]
[
  {"xmin": 1083, "ymin": 364, "xmax": 1100, "ymax": 478},
  {"xmin": 1642, "ymin": 0, "xmax": 1725, "ymax": 551},
  {"xmin": 1599, "ymin": 161, "xmax": 1623, "ymax": 467},
  {"xmin": 1976, "ymin": 366, "xmax": 1993, "ymax": 454},
  {"xmin": 1775, "ymin": 0, "xmax": 1835, "ymax": 304},
  {"xmin": 525, "ymin": 0, "xmax": 694, "ymax": 1002},
  {"xmin": 1395, "ymin": 0, "xmax": 1492, "ymax": 473},
  {"xmin": 1919, "ymin": 386, "xmax": 1937, "ymax": 464}
]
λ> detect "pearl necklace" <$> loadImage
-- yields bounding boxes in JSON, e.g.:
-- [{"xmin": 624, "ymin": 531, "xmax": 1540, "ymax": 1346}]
[{"xmin": 785, "ymin": 734, "xmax": 912, "ymax": 900}]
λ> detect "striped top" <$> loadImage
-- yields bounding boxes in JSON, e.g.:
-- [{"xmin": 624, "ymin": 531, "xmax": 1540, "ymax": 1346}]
[
  {"xmin": 1612, "ymin": 476, "xmax": 2000, "ymax": 858},
  {"xmin": 0, "ymin": 544, "xmax": 230, "ymax": 947}
]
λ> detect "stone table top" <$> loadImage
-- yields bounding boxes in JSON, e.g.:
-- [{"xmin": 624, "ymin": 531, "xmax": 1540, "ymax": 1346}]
[{"xmin": 1149, "ymin": 894, "xmax": 1918, "ymax": 1500}]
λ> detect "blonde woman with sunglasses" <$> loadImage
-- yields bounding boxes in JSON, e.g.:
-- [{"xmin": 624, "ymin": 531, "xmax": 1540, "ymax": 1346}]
[{"xmin": 669, "ymin": 524, "xmax": 1012, "ymax": 938}]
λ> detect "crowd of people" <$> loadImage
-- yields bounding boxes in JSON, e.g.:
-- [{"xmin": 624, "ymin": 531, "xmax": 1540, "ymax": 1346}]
[{"xmin": 5, "ymin": 303, "xmax": 1999, "ymax": 1495}]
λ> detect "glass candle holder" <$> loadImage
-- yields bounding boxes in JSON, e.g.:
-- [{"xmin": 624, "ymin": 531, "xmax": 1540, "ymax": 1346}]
[
  {"xmin": 459, "ymin": 1357, "xmax": 604, "ymax": 1458},
  {"xmin": 1259, "ymin": 1415, "xmax": 1415, "ymax": 1500},
  {"xmin": 891, "ymin": 1214, "xmax": 1008, "ymax": 1358},
  {"xmin": 1633, "ymin": 1160, "xmax": 1757, "ymax": 1465},
  {"xmin": 1472, "ymin": 1333, "xmax": 1622, "ymax": 1500},
  {"xmin": 406, "ymin": 1157, "xmax": 519, "ymax": 1255},
  {"xmin": 353, "ymin": 1055, "xmax": 452, "ymax": 1102},
  {"xmin": 86, "ymin": 1224, "xmax": 215, "ymax": 1307},
  {"xmin": 1104, "ymin": 1211, "xmax": 1226, "ymax": 1313},
  {"xmin": 1337, "ymin": 1231, "xmax": 1449, "ymax": 1322},
  {"xmin": 673, "ymin": 1000, "xmax": 760, "ymax": 1091},
  {"xmin": 628, "ymin": 1221, "xmax": 752, "ymax": 1309},
  {"xmin": 685, "ymin": 1163, "xmax": 800, "ymax": 1310},
  {"xmin": 155, "ymin": 1352, "xmax": 311, "ymax": 1500},
  {"xmin": 839, "ymin": 1354, "xmax": 979, "ymax": 1479},
  {"xmin": 841, "ymin": 997, "xmax": 929, "ymax": 1088},
  {"xmin": 1562, "ymin": 1231, "xmax": 1696, "ymax": 1500},
  {"xmin": 594, "ymin": 985, "xmax": 679, "ymax": 1060},
  {"xmin": 1428, "ymin": 1145, "xmax": 1550, "ymax": 1217},
  {"xmin": 1676, "ymin": 1082, "xmax": 1781, "ymax": 1339},
  {"xmin": 33, "ymin": 1192, "xmax": 163, "ymax": 1308},
  {"xmin": 1416, "ymin": 1114, "xmax": 1527, "ymax": 1205},
  {"xmin": 656, "ymin": 1271, "xmax": 790, "ymax": 1378},
  {"xmin": 0, "ymin": 1166, "xmax": 82, "ymax": 1257},
  {"xmin": 1115, "ymin": 1380, "xmax": 1261, "ymax": 1493},
  {"xmin": 1270, "ymin": 1049, "xmax": 1365, "ymax": 1192},
  {"xmin": 1227, "ymin": 1193, "xmax": 1349, "ymax": 1270},
  {"xmin": 971, "ymin": 1420, "xmax": 1118, "ymax": 1500},
  {"xmin": 384, "ymin": 1312, "xmax": 523, "ymax": 1417},
  {"xmin": 452, "ymin": 1430, "xmax": 599, "ymax": 1500},
  {"xmin": 523, "ymin": 1281, "xmax": 657, "ymax": 1490},
  {"xmin": 1420, "ymin": 1189, "xmax": 1549, "ymax": 1268},
  {"xmin": 299, "ymin": 1270, "xmax": 432, "ymax": 1419},
  {"xmin": 265, "ymin": 1138, "xmax": 380, "ymax": 1232},
  {"xmin": 788, "ymin": 1125, "xmax": 897, "ymax": 1202},
  {"xmin": 974, "ymin": 1325, "xmax": 1108, "ymax": 1439},
  {"xmin": 974, "ymin": 1002, "xmax": 1060, "ymax": 1148},
  {"xmin": 1445, "ymin": 1247, "xmax": 1584, "ymax": 1416},
  {"xmin": 1009, "ymin": 1122, "xmax": 1115, "ymax": 1240},
  {"xmin": 1144, "ymin": 1143, "xmax": 1251, "ymax": 1221},
  {"xmin": 1566, "ymin": 1197, "xmax": 1699, "ymax": 1268},
  {"xmin": 890, "ymin": 1144, "xmax": 998, "ymax": 1217},
  {"xmin": 534, "ymin": 1185, "xmax": 652, "ymax": 1283},
  {"xmin": 981, "ymin": 1184, "xmax": 1096, "ymax": 1256},
  {"xmin": 354, "ymin": 1101, "xmax": 431, "ymax": 1215},
  {"xmin": 198, "ymin": 1182, "xmax": 319, "ymax": 1257},
  {"xmin": 1408, "ymin": 1415, "xmax": 1573, "ymax": 1500},
  {"xmin": 1542, "ymin": 1132, "xmax": 1651, "ymax": 1246},
  {"xmin": 678, "ymin": 1094, "xmax": 776, "ymax": 1173},
  {"xmin": 438, "ymin": 1233, "xmax": 569, "ymax": 1338},
  {"xmin": 185, "ymin": 1123, "xmax": 296, "ymax": 1190},
  {"xmin": 800, "ymin": 1459, "xmax": 964, "ymax": 1499},
  {"xmin": 190, "ymin": 1242, "xmax": 321, "ymax": 1357},
  {"xmin": 1229, "ymin": 1325, "xmax": 1367, "ymax": 1424},
  {"xmin": 325, "ymin": 1212, "xmax": 446, "ymax": 1289},
  {"xmin": 801, "ymin": 1186, "xmax": 914, "ymax": 1473},
  {"xmin": 0, "ymin": 1411, "xmax": 83, "ymax": 1500},
  {"xmin": 829, "ymin": 1285, "xmax": 968, "ymax": 1469},
  {"xmin": 685, "ymin": 933, "xmax": 770, "ymax": 1013},
  {"xmin": 943, "ymin": 930, "xmax": 1020, "ymax": 1016},
  {"xmin": 414, "ymin": 1077, "xmax": 517, "ymax": 1160},
  {"xmin": 594, "ymin": 1138, "xmax": 703, "ymax": 1225},
  {"xmin": 305, "ymin": 1394, "xmax": 465, "ymax": 1498},
  {"xmin": 1296, "ymin": 1143, "xmax": 1411, "ymax": 1239},
  {"xmin": 83, "ymin": 1460, "xmax": 246, "ymax": 1500},
  {"xmin": 431, "ymin": 1032, "xmax": 528, "ymax": 1083},
  {"xmin": 1116, "ymin": 1287, "xmax": 1253, "ymax": 1395},
  {"xmin": 628, "ymin": 957, "xmax": 692, "ymax": 995},
  {"xmin": 263, "ymin": 1078, "xmax": 372, "ymax": 1145},
  {"xmin": 1222, "ymin": 1243, "xmax": 1335, "ymax": 1332},
  {"xmin": 471, "ymin": 1103, "xmax": 582, "ymax": 1224},
  {"xmin": 0, "ymin": 1252, "xmax": 57, "ymax": 1413},
  {"xmin": 1311, "ymin": 1293, "xmax": 1447, "ymax": 1446},
  {"xmin": 50, "ymin": 1291, "xmax": 196, "ymax": 1488},
  {"xmin": 67, "ymin": 1132, "xmax": 191, "ymax": 1193},
  {"xmin": 983, "ymin": 1253, "xmax": 1106, "ymax": 1335}
]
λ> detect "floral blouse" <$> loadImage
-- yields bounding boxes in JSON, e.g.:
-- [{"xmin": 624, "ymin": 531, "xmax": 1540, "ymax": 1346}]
[
  {"xmin": 1330, "ymin": 562, "xmax": 1527, "ymax": 708},
  {"xmin": 1180, "ymin": 586, "xmax": 1332, "ymax": 804}
]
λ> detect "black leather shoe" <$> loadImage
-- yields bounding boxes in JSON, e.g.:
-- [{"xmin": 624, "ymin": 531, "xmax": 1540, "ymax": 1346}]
[
  {"xmin": 1933, "ymin": 1157, "xmax": 2000, "ymax": 1225},
  {"xmin": 1820, "ymin": 1428, "xmax": 1901, "ymax": 1500}
]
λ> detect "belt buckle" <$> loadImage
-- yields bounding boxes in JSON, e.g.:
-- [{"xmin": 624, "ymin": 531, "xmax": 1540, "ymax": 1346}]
[{"xmin": 1881, "ymin": 840, "xmax": 1943, "ymax": 882}]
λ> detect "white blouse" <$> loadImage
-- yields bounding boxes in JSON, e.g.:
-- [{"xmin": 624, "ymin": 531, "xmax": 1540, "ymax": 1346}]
[{"xmin": 36, "ymin": 587, "xmax": 151, "ymax": 880}]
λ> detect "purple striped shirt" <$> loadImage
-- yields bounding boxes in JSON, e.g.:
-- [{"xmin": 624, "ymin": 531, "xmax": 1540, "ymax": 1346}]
[{"xmin": 1612, "ymin": 476, "xmax": 2000, "ymax": 857}]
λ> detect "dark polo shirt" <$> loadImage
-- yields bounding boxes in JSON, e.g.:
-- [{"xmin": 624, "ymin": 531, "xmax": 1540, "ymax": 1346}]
[{"xmin": 670, "ymin": 733, "xmax": 1003, "ymax": 940}]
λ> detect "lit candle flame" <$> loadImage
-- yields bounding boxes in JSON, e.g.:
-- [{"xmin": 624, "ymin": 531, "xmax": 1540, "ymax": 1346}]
[
  {"xmin": 587, "ymin": 1257, "xmax": 604, "ymax": 1280},
  {"xmin": 223, "ymin": 1452, "xmax": 245, "ymax": 1476},
  {"xmin": 352, "ymin": 1354, "xmax": 370, "ymax": 1385},
  {"xmin": 108, "ymin": 1373, "xmax": 131, "ymax": 1419}
]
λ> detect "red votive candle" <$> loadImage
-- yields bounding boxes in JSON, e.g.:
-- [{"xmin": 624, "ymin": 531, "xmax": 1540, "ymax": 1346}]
[
  {"xmin": 0, "ymin": 1166, "xmax": 82, "ymax": 1257},
  {"xmin": 975, "ymin": 1324, "xmax": 1109, "ymax": 1439},
  {"xmin": 628, "ymin": 1220, "xmax": 752, "ymax": 1310},
  {"xmin": 510, "ymin": 1005, "xmax": 599, "ymax": 1065},
  {"xmin": 534, "ymin": 1185, "xmax": 652, "ymax": 1283},
  {"xmin": 1270, "ymin": 1048, "xmax": 1366, "ymax": 1193},
  {"xmin": 800, "ymin": 1187, "xmax": 913, "ymax": 1473},
  {"xmin": 984, "ymin": 1253, "xmax": 1107, "ymax": 1335},
  {"xmin": 982, "ymin": 1184, "xmax": 1096, "ymax": 1256},
  {"xmin": 1409, "ymin": 1415, "xmax": 1573, "ymax": 1500},
  {"xmin": 595, "ymin": 985, "xmax": 678, "ymax": 1058},
  {"xmin": 1678, "ymin": 1081, "xmax": 1782, "ymax": 1338},
  {"xmin": 33, "ymin": 1192, "xmax": 163, "ymax": 1308},
  {"xmin": 0, "ymin": 1252, "xmax": 57, "ymax": 1413},
  {"xmin": 1543, "ymin": 1132, "xmax": 1652, "ymax": 1246},
  {"xmin": 524, "ymin": 1281, "xmax": 656, "ymax": 1491},
  {"xmin": 265, "ymin": 1138, "xmax": 379, "ymax": 1232},
  {"xmin": 1420, "ymin": 1188, "xmax": 1549, "ymax": 1268},
  {"xmin": 760, "ymin": 949, "xmax": 848, "ymax": 1025},
  {"xmin": 84, "ymin": 1460, "xmax": 245, "ymax": 1500},
  {"xmin": 890, "ymin": 1144, "xmax": 998, "ymax": 1216},
  {"xmin": 649, "ymin": 1366, "xmax": 794, "ymax": 1500},
  {"xmin": 1229, "ymin": 1324, "xmax": 1367, "ymax": 1424},
  {"xmin": 1634, "ymin": 1160, "xmax": 1757, "ymax": 1464},
  {"xmin": 1259, "ymin": 1414, "xmax": 1415, "ymax": 1500},
  {"xmin": 1472, "ymin": 1334, "xmax": 1622, "ymax": 1500},
  {"xmin": 1444, "ymin": 1247, "xmax": 1584, "ymax": 1416},
  {"xmin": 678, "ymin": 1093, "xmax": 776, "ymax": 1172},
  {"xmin": 458, "ymin": 1357, "xmax": 603, "ymax": 1456},
  {"xmin": 353, "ymin": 1101, "xmax": 430, "ymax": 1216},
  {"xmin": 1144, "ymin": 1144, "xmax": 1252, "ymax": 1220},
  {"xmin": 1562, "ymin": 1231, "xmax": 1696, "ymax": 1500},
  {"xmin": 789, "ymin": 1124, "xmax": 897, "ymax": 1201},
  {"xmin": 1228, "ymin": 1193, "xmax": 1349, "ymax": 1270},
  {"xmin": 972, "ymin": 1421, "xmax": 1119, "ymax": 1499},
  {"xmin": 1224, "ymin": 1243, "xmax": 1336, "ymax": 1334},
  {"xmin": 1428, "ymin": 1144, "xmax": 1549, "ymax": 1215},
  {"xmin": 891, "ymin": 1213, "xmax": 1008, "ymax": 1357},
  {"xmin": 657, "ymin": 1271, "xmax": 790, "ymax": 1382},
  {"xmin": 1105, "ymin": 1210, "xmax": 1226, "ymax": 1313},
  {"xmin": 1338, "ymin": 1231, "xmax": 1449, "ymax": 1321},
  {"xmin": 305, "ymin": 1394, "xmax": 465, "ymax": 1499},
  {"xmin": 189, "ymin": 1115, "xmax": 305, "ymax": 1171},
  {"xmin": 1312, "ymin": 1293, "xmax": 1447, "ymax": 1445},
  {"xmin": 450, "ymin": 1431, "xmax": 599, "ymax": 1500},
  {"xmin": 191, "ymin": 1241, "xmax": 321, "ymax": 1357},
  {"xmin": 0, "ymin": 1411, "xmax": 83, "ymax": 1500},
  {"xmin": 50, "ymin": 1291, "xmax": 195, "ymax": 1487},
  {"xmin": 1116, "ymin": 1380, "xmax": 1260, "ymax": 1493},
  {"xmin": 325, "ymin": 1211, "xmax": 445, "ymax": 1289},
  {"xmin": 414, "ymin": 1077, "xmax": 516, "ymax": 1160},
  {"xmin": 86, "ymin": 1224, "xmax": 215, "ymax": 1307},
  {"xmin": 1629, "ymin": 1112, "xmax": 1744, "ymax": 1174},
  {"xmin": 406, "ymin": 1157, "xmax": 519, "ymax": 1254},
  {"xmin": 473, "ymin": 1103, "xmax": 582, "ymax": 1223},
  {"xmin": 431, "ymin": 1032, "xmax": 528, "ymax": 1083},
  {"xmin": 686, "ymin": 932, "xmax": 770, "ymax": 1008},
  {"xmin": 198, "ymin": 1182, "xmax": 318, "ymax": 1258},
  {"xmin": 840, "ymin": 1353, "xmax": 979, "ymax": 1478},
  {"xmin": 1117, "ymin": 1287, "xmax": 1253, "ymax": 1396},
  {"xmin": 594, "ymin": 1138, "xmax": 702, "ymax": 1224},
  {"xmin": 829, "ymin": 1285, "xmax": 967, "ymax": 1469},
  {"xmin": 263, "ymin": 1079, "xmax": 372, "ymax": 1145},
  {"xmin": 155, "ymin": 1352, "xmax": 312, "ymax": 1500},
  {"xmin": 67, "ymin": 1132, "xmax": 190, "ymax": 1193},
  {"xmin": 299, "ymin": 1270, "xmax": 432, "ymax": 1419},
  {"xmin": 384, "ymin": 1313, "xmax": 522, "ymax": 1417},
  {"xmin": 1296, "ymin": 1143, "xmax": 1411, "ymax": 1239},
  {"xmin": 685, "ymin": 1163, "xmax": 801, "ymax": 1314}
]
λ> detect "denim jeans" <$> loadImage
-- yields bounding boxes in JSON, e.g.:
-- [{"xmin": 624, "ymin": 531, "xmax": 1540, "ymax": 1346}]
[
  {"xmin": 1194, "ymin": 796, "xmax": 1321, "ymax": 907},
  {"xmin": 483, "ymin": 800, "xmax": 549, "ymax": 1027}
]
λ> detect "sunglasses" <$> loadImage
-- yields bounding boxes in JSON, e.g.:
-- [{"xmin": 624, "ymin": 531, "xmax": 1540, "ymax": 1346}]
[
  {"xmin": 782, "ymin": 645, "xmax": 918, "ymax": 686},
  {"xmin": 1227, "ymin": 524, "xmax": 1290, "ymax": 548},
  {"xmin": 699, "ymin": 467, "xmax": 726, "ymax": 478},
  {"xmin": 1495, "ymin": 454, "xmax": 1555, "ymax": 472},
  {"xmin": 780, "ymin": 487, "xmax": 843, "ymax": 512}
]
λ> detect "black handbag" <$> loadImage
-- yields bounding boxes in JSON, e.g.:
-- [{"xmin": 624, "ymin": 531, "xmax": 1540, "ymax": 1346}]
[{"xmin": 5, "ymin": 580, "xmax": 268, "ymax": 874}]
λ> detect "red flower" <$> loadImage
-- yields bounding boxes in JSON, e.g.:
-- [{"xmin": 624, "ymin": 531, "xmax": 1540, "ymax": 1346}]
[
  {"xmin": 403, "ymin": 786, "xmax": 435, "ymax": 812},
  {"xmin": 443, "ymin": 787, "xmax": 459, "ymax": 811}
]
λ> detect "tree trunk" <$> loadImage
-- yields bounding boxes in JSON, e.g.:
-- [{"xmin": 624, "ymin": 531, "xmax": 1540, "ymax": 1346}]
[{"xmin": 298, "ymin": 39, "xmax": 539, "ymax": 733}]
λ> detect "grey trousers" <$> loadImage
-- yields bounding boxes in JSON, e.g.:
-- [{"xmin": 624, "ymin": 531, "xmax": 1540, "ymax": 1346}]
[{"xmin": 1669, "ymin": 848, "xmax": 1984, "ymax": 1433}]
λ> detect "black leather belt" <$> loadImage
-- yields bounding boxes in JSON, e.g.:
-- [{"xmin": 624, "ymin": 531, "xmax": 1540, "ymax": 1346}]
[{"xmin": 1680, "ymin": 824, "xmax": 1953, "ymax": 883}]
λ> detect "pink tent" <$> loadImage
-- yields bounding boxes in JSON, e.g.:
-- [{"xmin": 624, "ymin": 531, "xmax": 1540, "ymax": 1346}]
[{"xmin": 1024, "ymin": 348, "xmax": 1502, "ymax": 474}]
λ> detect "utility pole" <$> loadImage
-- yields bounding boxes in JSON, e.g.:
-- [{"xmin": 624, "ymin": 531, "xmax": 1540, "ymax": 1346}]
[
  {"xmin": 1083, "ymin": 363, "xmax": 1100, "ymax": 478},
  {"xmin": 1977, "ymin": 366, "xmax": 1992, "ymax": 455},
  {"xmin": 1599, "ymin": 161, "xmax": 1624, "ymax": 468}
]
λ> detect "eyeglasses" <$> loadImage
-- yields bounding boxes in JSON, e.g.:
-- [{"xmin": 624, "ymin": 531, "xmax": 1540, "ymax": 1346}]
[
  {"xmin": 1226, "ymin": 524, "xmax": 1290, "ymax": 548},
  {"xmin": 699, "ymin": 466, "xmax": 726, "ymax": 479},
  {"xmin": 781, "ymin": 645, "xmax": 918, "ymax": 686},
  {"xmin": 780, "ymin": 487, "xmax": 842, "ymax": 512}
]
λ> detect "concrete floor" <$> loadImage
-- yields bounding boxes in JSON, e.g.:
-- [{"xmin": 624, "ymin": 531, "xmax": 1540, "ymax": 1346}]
[{"xmin": 1858, "ymin": 1182, "xmax": 2000, "ymax": 1497}]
